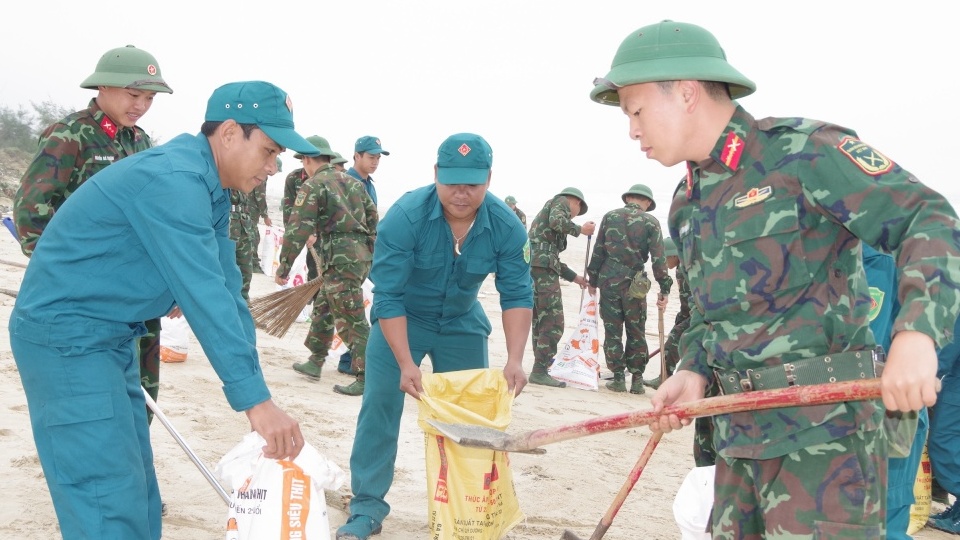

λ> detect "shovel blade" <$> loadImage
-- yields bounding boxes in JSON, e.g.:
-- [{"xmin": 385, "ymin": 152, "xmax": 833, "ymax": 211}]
[{"xmin": 426, "ymin": 420, "xmax": 546, "ymax": 454}]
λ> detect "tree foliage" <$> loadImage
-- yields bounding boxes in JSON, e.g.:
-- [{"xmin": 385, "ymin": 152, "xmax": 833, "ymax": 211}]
[{"xmin": 0, "ymin": 100, "xmax": 73, "ymax": 155}]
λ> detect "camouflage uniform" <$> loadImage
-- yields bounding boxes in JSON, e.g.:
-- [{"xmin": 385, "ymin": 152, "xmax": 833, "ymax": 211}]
[
  {"xmin": 586, "ymin": 201, "xmax": 671, "ymax": 383},
  {"xmin": 669, "ymin": 105, "xmax": 960, "ymax": 537},
  {"xmin": 512, "ymin": 206, "xmax": 526, "ymax": 226},
  {"xmin": 230, "ymin": 189, "xmax": 258, "ymax": 299},
  {"xmin": 283, "ymin": 167, "xmax": 319, "ymax": 280},
  {"xmin": 13, "ymin": 98, "xmax": 163, "ymax": 420},
  {"xmin": 249, "ymin": 180, "xmax": 269, "ymax": 271},
  {"xmin": 528, "ymin": 195, "xmax": 583, "ymax": 374},
  {"xmin": 276, "ymin": 163, "xmax": 378, "ymax": 375}
]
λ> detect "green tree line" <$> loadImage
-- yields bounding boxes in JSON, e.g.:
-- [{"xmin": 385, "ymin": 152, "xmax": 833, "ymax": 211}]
[{"xmin": 0, "ymin": 101, "xmax": 73, "ymax": 155}]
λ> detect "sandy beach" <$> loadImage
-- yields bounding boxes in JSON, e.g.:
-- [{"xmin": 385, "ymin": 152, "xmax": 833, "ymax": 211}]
[{"xmin": 0, "ymin": 197, "xmax": 953, "ymax": 540}]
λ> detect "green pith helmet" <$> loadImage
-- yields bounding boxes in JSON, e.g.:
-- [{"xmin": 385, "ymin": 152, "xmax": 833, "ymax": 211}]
[
  {"xmin": 294, "ymin": 135, "xmax": 335, "ymax": 159},
  {"xmin": 590, "ymin": 20, "xmax": 755, "ymax": 106},
  {"xmin": 80, "ymin": 45, "xmax": 172, "ymax": 93},
  {"xmin": 557, "ymin": 187, "xmax": 588, "ymax": 216},
  {"xmin": 663, "ymin": 237, "xmax": 678, "ymax": 258},
  {"xmin": 505, "ymin": 195, "xmax": 517, "ymax": 205},
  {"xmin": 331, "ymin": 152, "xmax": 348, "ymax": 165},
  {"xmin": 622, "ymin": 183, "xmax": 656, "ymax": 211}
]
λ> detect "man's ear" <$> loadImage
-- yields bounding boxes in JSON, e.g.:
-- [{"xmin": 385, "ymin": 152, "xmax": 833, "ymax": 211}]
[
  {"xmin": 218, "ymin": 119, "xmax": 239, "ymax": 148},
  {"xmin": 678, "ymin": 80, "xmax": 699, "ymax": 108}
]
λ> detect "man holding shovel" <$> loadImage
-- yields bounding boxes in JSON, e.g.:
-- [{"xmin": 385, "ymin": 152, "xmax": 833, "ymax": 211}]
[
  {"xmin": 586, "ymin": 183, "xmax": 671, "ymax": 394},
  {"xmin": 591, "ymin": 20, "xmax": 960, "ymax": 537},
  {"xmin": 336, "ymin": 133, "xmax": 532, "ymax": 540},
  {"xmin": 9, "ymin": 81, "xmax": 310, "ymax": 540}
]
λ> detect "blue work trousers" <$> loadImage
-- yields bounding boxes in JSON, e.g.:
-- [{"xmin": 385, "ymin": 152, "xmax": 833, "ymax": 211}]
[
  {"xmin": 348, "ymin": 319, "xmax": 488, "ymax": 524},
  {"xmin": 10, "ymin": 314, "xmax": 161, "ymax": 539}
]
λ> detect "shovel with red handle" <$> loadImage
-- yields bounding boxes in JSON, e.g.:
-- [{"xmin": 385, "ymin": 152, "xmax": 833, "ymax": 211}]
[{"xmin": 427, "ymin": 378, "xmax": 882, "ymax": 454}]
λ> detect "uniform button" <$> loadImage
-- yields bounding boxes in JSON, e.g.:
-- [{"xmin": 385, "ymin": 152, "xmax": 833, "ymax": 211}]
[{"xmin": 834, "ymin": 269, "xmax": 842, "ymax": 278}]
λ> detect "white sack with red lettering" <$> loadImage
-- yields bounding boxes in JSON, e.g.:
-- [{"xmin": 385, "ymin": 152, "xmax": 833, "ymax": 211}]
[{"xmin": 216, "ymin": 432, "xmax": 345, "ymax": 540}]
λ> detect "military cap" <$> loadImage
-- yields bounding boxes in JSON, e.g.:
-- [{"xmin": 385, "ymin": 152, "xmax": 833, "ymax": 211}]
[
  {"xmin": 557, "ymin": 187, "xmax": 588, "ymax": 216},
  {"xmin": 622, "ymin": 183, "xmax": 656, "ymax": 211},
  {"xmin": 355, "ymin": 135, "xmax": 390, "ymax": 155},
  {"xmin": 80, "ymin": 45, "xmax": 173, "ymax": 93}
]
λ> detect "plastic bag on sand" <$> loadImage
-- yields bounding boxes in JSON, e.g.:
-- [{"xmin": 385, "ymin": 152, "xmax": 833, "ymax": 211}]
[
  {"xmin": 548, "ymin": 291, "xmax": 601, "ymax": 390},
  {"xmin": 418, "ymin": 369, "xmax": 524, "ymax": 540},
  {"xmin": 258, "ymin": 224, "xmax": 283, "ymax": 277},
  {"xmin": 159, "ymin": 315, "xmax": 191, "ymax": 363},
  {"xmin": 673, "ymin": 465, "xmax": 714, "ymax": 540},
  {"xmin": 216, "ymin": 432, "xmax": 345, "ymax": 540}
]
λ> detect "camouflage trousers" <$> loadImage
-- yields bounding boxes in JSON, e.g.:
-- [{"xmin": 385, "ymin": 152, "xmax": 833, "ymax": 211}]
[
  {"xmin": 662, "ymin": 311, "xmax": 691, "ymax": 377},
  {"xmin": 531, "ymin": 267, "xmax": 565, "ymax": 372},
  {"xmin": 233, "ymin": 224, "xmax": 258, "ymax": 300},
  {"xmin": 139, "ymin": 317, "xmax": 161, "ymax": 425},
  {"xmin": 711, "ymin": 427, "xmax": 886, "ymax": 539},
  {"xmin": 598, "ymin": 283, "xmax": 648, "ymax": 375},
  {"xmin": 694, "ymin": 376, "xmax": 719, "ymax": 467},
  {"xmin": 306, "ymin": 262, "xmax": 370, "ymax": 373}
]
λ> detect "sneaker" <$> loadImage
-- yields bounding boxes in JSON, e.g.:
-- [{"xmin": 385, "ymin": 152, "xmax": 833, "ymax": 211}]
[
  {"xmin": 928, "ymin": 512, "xmax": 960, "ymax": 534},
  {"xmin": 605, "ymin": 372, "xmax": 626, "ymax": 392},
  {"xmin": 334, "ymin": 379, "xmax": 365, "ymax": 396},
  {"xmin": 630, "ymin": 375, "xmax": 646, "ymax": 395},
  {"xmin": 529, "ymin": 372, "xmax": 566, "ymax": 388},
  {"xmin": 931, "ymin": 499, "xmax": 960, "ymax": 521},
  {"xmin": 644, "ymin": 376, "xmax": 662, "ymax": 389},
  {"xmin": 336, "ymin": 514, "xmax": 382, "ymax": 540},
  {"xmin": 292, "ymin": 360, "xmax": 323, "ymax": 379},
  {"xmin": 933, "ymin": 478, "xmax": 951, "ymax": 505}
]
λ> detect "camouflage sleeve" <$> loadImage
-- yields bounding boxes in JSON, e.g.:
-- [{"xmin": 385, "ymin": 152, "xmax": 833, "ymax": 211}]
[
  {"xmin": 677, "ymin": 299, "xmax": 712, "ymax": 380},
  {"xmin": 586, "ymin": 214, "xmax": 608, "ymax": 286},
  {"xmin": 276, "ymin": 181, "xmax": 322, "ymax": 278},
  {"xmin": 548, "ymin": 197, "xmax": 581, "ymax": 238},
  {"xmin": 648, "ymin": 220, "xmax": 672, "ymax": 294},
  {"xmin": 804, "ymin": 129, "xmax": 960, "ymax": 347},
  {"xmin": 282, "ymin": 170, "xmax": 299, "ymax": 225},
  {"xmin": 253, "ymin": 183, "xmax": 269, "ymax": 219},
  {"xmin": 362, "ymin": 187, "xmax": 379, "ymax": 248},
  {"xmin": 13, "ymin": 129, "xmax": 80, "ymax": 256}
]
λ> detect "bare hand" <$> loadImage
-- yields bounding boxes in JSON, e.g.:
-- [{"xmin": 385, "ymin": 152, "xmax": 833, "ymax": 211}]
[
  {"xmin": 656, "ymin": 294, "xmax": 668, "ymax": 310},
  {"xmin": 649, "ymin": 370, "xmax": 708, "ymax": 434},
  {"xmin": 306, "ymin": 234, "xmax": 317, "ymax": 248},
  {"xmin": 572, "ymin": 275, "xmax": 588, "ymax": 289},
  {"xmin": 581, "ymin": 221, "xmax": 596, "ymax": 236},
  {"xmin": 399, "ymin": 363, "xmax": 424, "ymax": 400},
  {"xmin": 275, "ymin": 274, "xmax": 289, "ymax": 286},
  {"xmin": 245, "ymin": 399, "xmax": 304, "ymax": 460},
  {"xmin": 881, "ymin": 330, "xmax": 940, "ymax": 412},
  {"xmin": 588, "ymin": 285, "xmax": 598, "ymax": 296},
  {"xmin": 503, "ymin": 362, "xmax": 527, "ymax": 397},
  {"xmin": 167, "ymin": 306, "xmax": 183, "ymax": 318},
  {"xmin": 263, "ymin": 216, "xmax": 272, "ymax": 227}
]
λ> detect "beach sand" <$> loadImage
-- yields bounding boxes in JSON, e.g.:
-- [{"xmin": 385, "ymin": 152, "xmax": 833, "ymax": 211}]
[{"xmin": 0, "ymin": 204, "xmax": 952, "ymax": 539}]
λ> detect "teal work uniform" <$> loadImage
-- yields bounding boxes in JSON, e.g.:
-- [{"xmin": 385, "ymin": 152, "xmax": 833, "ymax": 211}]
[
  {"xmin": 9, "ymin": 133, "xmax": 270, "ymax": 540},
  {"xmin": 346, "ymin": 185, "xmax": 532, "ymax": 525}
]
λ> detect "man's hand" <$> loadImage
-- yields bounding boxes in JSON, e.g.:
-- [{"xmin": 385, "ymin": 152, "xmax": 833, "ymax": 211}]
[
  {"xmin": 581, "ymin": 221, "xmax": 596, "ymax": 236},
  {"xmin": 656, "ymin": 294, "xmax": 668, "ymax": 310},
  {"xmin": 649, "ymin": 370, "xmax": 708, "ymax": 433},
  {"xmin": 882, "ymin": 330, "xmax": 940, "ymax": 412},
  {"xmin": 399, "ymin": 362, "xmax": 424, "ymax": 400},
  {"xmin": 275, "ymin": 274, "xmax": 289, "ymax": 286},
  {"xmin": 588, "ymin": 285, "xmax": 598, "ymax": 296},
  {"xmin": 245, "ymin": 399, "xmax": 304, "ymax": 460},
  {"xmin": 572, "ymin": 275, "xmax": 588, "ymax": 289},
  {"xmin": 263, "ymin": 216, "xmax": 273, "ymax": 227},
  {"xmin": 503, "ymin": 362, "xmax": 527, "ymax": 397},
  {"xmin": 306, "ymin": 234, "xmax": 317, "ymax": 248},
  {"xmin": 167, "ymin": 306, "xmax": 183, "ymax": 318}
]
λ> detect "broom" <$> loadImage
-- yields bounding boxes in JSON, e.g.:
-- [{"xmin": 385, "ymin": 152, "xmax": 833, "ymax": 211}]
[{"xmin": 249, "ymin": 245, "xmax": 323, "ymax": 338}]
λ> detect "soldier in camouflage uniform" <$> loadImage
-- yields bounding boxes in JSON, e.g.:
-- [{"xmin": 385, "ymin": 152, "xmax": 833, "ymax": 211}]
[
  {"xmin": 276, "ymin": 140, "xmax": 378, "ymax": 397},
  {"xmin": 231, "ymin": 167, "xmax": 275, "ymax": 300},
  {"xmin": 331, "ymin": 152, "xmax": 348, "ymax": 172},
  {"xmin": 592, "ymin": 20, "xmax": 960, "ymax": 538},
  {"xmin": 586, "ymin": 183, "xmax": 671, "ymax": 394},
  {"xmin": 283, "ymin": 136, "xmax": 327, "ymax": 282},
  {"xmin": 527, "ymin": 187, "xmax": 596, "ymax": 387},
  {"xmin": 248, "ymin": 162, "xmax": 274, "ymax": 273},
  {"xmin": 13, "ymin": 45, "xmax": 172, "ymax": 425},
  {"xmin": 504, "ymin": 195, "xmax": 526, "ymax": 226}
]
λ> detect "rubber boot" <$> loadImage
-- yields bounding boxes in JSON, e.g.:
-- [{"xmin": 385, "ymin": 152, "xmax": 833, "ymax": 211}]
[
  {"xmin": 334, "ymin": 374, "xmax": 365, "ymax": 396},
  {"xmin": 529, "ymin": 371, "xmax": 566, "ymax": 388},
  {"xmin": 605, "ymin": 372, "xmax": 626, "ymax": 392},
  {"xmin": 293, "ymin": 358, "xmax": 323, "ymax": 379},
  {"xmin": 643, "ymin": 375, "xmax": 662, "ymax": 389},
  {"xmin": 630, "ymin": 373, "xmax": 646, "ymax": 395}
]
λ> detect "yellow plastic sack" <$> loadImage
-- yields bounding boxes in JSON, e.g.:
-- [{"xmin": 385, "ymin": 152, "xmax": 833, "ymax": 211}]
[
  {"xmin": 907, "ymin": 443, "xmax": 932, "ymax": 535},
  {"xmin": 418, "ymin": 369, "xmax": 524, "ymax": 540}
]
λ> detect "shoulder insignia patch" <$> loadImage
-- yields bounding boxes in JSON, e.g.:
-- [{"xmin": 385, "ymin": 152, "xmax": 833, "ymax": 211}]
[
  {"xmin": 523, "ymin": 240, "xmax": 531, "ymax": 264},
  {"xmin": 720, "ymin": 131, "xmax": 744, "ymax": 170},
  {"xmin": 868, "ymin": 286, "xmax": 884, "ymax": 321},
  {"xmin": 734, "ymin": 186, "xmax": 772, "ymax": 208},
  {"xmin": 838, "ymin": 136, "xmax": 894, "ymax": 176},
  {"xmin": 294, "ymin": 191, "xmax": 306, "ymax": 207}
]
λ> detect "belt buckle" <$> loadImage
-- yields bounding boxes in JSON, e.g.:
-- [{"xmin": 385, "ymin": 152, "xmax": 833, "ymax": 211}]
[{"xmin": 739, "ymin": 369, "xmax": 754, "ymax": 392}]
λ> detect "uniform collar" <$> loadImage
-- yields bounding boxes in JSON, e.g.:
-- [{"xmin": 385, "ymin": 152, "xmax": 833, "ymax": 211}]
[
  {"xmin": 87, "ymin": 98, "xmax": 141, "ymax": 142},
  {"xmin": 347, "ymin": 167, "xmax": 373, "ymax": 183},
  {"xmin": 704, "ymin": 105, "xmax": 755, "ymax": 174}
]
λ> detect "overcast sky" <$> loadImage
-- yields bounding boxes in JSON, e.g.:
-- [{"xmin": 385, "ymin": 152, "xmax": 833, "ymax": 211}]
[{"xmin": 2, "ymin": 0, "xmax": 956, "ymax": 226}]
